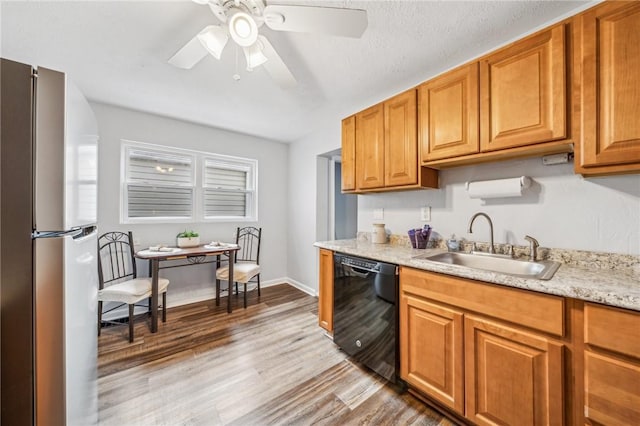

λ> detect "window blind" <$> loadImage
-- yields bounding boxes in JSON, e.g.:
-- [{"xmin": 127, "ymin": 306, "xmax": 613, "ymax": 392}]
[
  {"xmin": 127, "ymin": 185, "xmax": 193, "ymax": 218},
  {"xmin": 121, "ymin": 141, "xmax": 257, "ymax": 222},
  {"xmin": 203, "ymin": 163, "xmax": 250, "ymax": 218},
  {"xmin": 128, "ymin": 149, "xmax": 193, "ymax": 185},
  {"xmin": 125, "ymin": 148, "xmax": 194, "ymax": 219}
]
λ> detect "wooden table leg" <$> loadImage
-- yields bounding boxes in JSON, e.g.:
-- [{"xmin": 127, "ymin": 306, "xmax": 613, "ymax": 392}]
[
  {"xmin": 151, "ymin": 258, "xmax": 159, "ymax": 332},
  {"xmin": 216, "ymin": 254, "xmax": 221, "ymax": 306},
  {"xmin": 227, "ymin": 250, "xmax": 235, "ymax": 314}
]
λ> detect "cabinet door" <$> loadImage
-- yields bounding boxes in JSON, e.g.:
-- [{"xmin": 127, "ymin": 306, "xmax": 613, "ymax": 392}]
[
  {"xmin": 356, "ymin": 104, "xmax": 385, "ymax": 189},
  {"xmin": 583, "ymin": 302, "xmax": 640, "ymax": 424},
  {"xmin": 420, "ymin": 63, "xmax": 479, "ymax": 161},
  {"xmin": 465, "ymin": 316, "xmax": 564, "ymax": 426},
  {"xmin": 384, "ymin": 90, "xmax": 418, "ymax": 186},
  {"xmin": 578, "ymin": 2, "xmax": 640, "ymax": 168},
  {"xmin": 480, "ymin": 24, "xmax": 566, "ymax": 151},
  {"xmin": 341, "ymin": 116, "xmax": 356, "ymax": 192},
  {"xmin": 400, "ymin": 293, "xmax": 464, "ymax": 414},
  {"xmin": 318, "ymin": 249, "xmax": 333, "ymax": 332}
]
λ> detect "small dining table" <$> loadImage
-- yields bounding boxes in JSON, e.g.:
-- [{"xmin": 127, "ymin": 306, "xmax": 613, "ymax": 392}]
[{"xmin": 135, "ymin": 244, "xmax": 240, "ymax": 333}]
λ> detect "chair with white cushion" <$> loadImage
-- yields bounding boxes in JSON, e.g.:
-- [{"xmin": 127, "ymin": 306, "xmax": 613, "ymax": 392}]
[
  {"xmin": 97, "ymin": 231, "xmax": 169, "ymax": 342},
  {"xmin": 216, "ymin": 227, "xmax": 262, "ymax": 309}
]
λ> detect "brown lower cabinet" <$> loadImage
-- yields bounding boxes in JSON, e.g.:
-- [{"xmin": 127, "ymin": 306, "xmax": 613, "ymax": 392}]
[
  {"xmin": 400, "ymin": 267, "xmax": 567, "ymax": 425},
  {"xmin": 318, "ymin": 249, "xmax": 333, "ymax": 332},
  {"xmin": 583, "ymin": 303, "xmax": 640, "ymax": 425},
  {"xmin": 400, "ymin": 293, "xmax": 465, "ymax": 414},
  {"xmin": 464, "ymin": 315, "xmax": 564, "ymax": 425},
  {"xmin": 398, "ymin": 266, "xmax": 640, "ymax": 425},
  {"xmin": 316, "ymin": 258, "xmax": 640, "ymax": 424}
]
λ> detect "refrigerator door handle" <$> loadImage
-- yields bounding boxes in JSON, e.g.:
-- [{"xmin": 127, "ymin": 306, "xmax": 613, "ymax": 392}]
[{"xmin": 32, "ymin": 226, "xmax": 83, "ymax": 239}]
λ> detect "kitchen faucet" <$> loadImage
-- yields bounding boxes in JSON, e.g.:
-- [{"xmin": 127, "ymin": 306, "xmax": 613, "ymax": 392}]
[
  {"xmin": 468, "ymin": 212, "xmax": 495, "ymax": 254},
  {"xmin": 525, "ymin": 235, "xmax": 539, "ymax": 261}
]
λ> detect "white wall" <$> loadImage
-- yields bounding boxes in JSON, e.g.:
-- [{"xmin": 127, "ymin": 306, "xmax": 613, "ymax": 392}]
[
  {"xmin": 287, "ymin": 13, "xmax": 640, "ymax": 295},
  {"xmin": 287, "ymin": 126, "xmax": 343, "ymax": 294},
  {"xmin": 93, "ymin": 102, "xmax": 289, "ymax": 306},
  {"xmin": 289, "ymin": 130, "xmax": 640, "ymax": 295},
  {"xmin": 358, "ymin": 158, "xmax": 640, "ymax": 255},
  {"xmin": 335, "ymin": 162, "xmax": 357, "ymax": 240}
]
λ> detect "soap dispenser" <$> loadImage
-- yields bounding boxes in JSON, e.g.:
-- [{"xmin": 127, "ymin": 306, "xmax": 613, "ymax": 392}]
[{"xmin": 447, "ymin": 234, "xmax": 459, "ymax": 252}]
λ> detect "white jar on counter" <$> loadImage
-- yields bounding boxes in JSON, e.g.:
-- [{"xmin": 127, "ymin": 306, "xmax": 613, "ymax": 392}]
[{"xmin": 372, "ymin": 223, "xmax": 387, "ymax": 244}]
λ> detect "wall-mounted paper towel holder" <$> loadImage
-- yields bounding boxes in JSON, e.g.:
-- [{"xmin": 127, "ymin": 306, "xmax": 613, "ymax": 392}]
[{"xmin": 465, "ymin": 176, "xmax": 532, "ymax": 199}]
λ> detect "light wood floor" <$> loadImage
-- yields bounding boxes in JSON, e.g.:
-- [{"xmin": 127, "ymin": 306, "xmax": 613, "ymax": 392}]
[{"xmin": 98, "ymin": 284, "xmax": 458, "ymax": 425}]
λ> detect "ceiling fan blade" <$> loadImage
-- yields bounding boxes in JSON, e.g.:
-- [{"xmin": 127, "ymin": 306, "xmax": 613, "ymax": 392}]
[
  {"xmin": 257, "ymin": 35, "xmax": 296, "ymax": 89},
  {"xmin": 263, "ymin": 5, "xmax": 367, "ymax": 38},
  {"xmin": 168, "ymin": 32, "xmax": 209, "ymax": 69}
]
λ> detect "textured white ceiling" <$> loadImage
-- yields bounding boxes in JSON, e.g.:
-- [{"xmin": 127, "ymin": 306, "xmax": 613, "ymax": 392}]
[{"xmin": 1, "ymin": 0, "xmax": 592, "ymax": 142}]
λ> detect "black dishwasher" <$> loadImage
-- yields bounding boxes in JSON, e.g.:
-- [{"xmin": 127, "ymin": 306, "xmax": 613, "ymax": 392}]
[{"xmin": 333, "ymin": 253, "xmax": 398, "ymax": 383}]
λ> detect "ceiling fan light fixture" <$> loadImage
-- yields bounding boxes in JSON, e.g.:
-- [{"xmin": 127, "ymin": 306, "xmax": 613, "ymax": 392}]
[
  {"xmin": 197, "ymin": 26, "xmax": 229, "ymax": 60},
  {"xmin": 228, "ymin": 11, "xmax": 259, "ymax": 47},
  {"xmin": 243, "ymin": 43, "xmax": 268, "ymax": 71}
]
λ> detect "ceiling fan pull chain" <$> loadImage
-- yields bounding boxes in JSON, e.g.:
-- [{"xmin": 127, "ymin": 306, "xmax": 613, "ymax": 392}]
[{"xmin": 233, "ymin": 45, "xmax": 241, "ymax": 81}]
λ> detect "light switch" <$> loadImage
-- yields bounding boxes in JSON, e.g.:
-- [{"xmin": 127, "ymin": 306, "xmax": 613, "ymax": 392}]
[
  {"xmin": 420, "ymin": 206, "xmax": 431, "ymax": 221},
  {"xmin": 373, "ymin": 208, "xmax": 384, "ymax": 220}
]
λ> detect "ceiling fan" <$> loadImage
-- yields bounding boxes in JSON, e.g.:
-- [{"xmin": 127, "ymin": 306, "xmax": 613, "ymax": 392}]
[{"xmin": 168, "ymin": 0, "xmax": 368, "ymax": 88}]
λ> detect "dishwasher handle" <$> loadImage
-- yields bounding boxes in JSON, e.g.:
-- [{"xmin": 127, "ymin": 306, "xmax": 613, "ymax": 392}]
[{"xmin": 342, "ymin": 263, "xmax": 376, "ymax": 278}]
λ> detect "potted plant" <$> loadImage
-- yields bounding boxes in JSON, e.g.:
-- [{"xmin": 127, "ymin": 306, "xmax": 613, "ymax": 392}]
[{"xmin": 176, "ymin": 230, "xmax": 200, "ymax": 248}]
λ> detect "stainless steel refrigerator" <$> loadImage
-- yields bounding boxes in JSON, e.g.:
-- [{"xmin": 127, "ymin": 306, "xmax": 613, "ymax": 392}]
[{"xmin": 1, "ymin": 58, "xmax": 99, "ymax": 425}]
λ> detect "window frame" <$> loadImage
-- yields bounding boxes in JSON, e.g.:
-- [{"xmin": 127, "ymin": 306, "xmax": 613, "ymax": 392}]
[
  {"xmin": 120, "ymin": 140, "xmax": 258, "ymax": 224},
  {"xmin": 202, "ymin": 156, "xmax": 258, "ymax": 222}
]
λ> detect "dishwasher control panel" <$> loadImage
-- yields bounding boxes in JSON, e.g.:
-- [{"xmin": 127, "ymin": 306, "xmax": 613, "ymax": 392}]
[{"xmin": 340, "ymin": 256, "xmax": 380, "ymax": 272}]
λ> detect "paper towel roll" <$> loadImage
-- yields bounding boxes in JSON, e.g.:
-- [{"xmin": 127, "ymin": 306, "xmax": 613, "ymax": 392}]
[{"xmin": 465, "ymin": 176, "xmax": 531, "ymax": 199}]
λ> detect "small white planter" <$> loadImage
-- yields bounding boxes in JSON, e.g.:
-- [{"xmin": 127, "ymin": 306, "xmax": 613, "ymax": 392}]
[{"xmin": 177, "ymin": 236, "xmax": 200, "ymax": 248}]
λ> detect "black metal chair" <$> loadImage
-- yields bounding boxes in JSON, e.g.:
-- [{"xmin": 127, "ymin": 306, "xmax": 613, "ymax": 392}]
[
  {"xmin": 216, "ymin": 227, "xmax": 262, "ymax": 309},
  {"xmin": 97, "ymin": 231, "xmax": 169, "ymax": 342}
]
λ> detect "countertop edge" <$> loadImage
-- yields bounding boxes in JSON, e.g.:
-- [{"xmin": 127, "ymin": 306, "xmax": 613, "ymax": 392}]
[{"xmin": 315, "ymin": 240, "xmax": 640, "ymax": 313}]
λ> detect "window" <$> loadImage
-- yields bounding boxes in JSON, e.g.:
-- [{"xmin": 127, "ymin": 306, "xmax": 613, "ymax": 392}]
[
  {"xmin": 121, "ymin": 141, "xmax": 258, "ymax": 223},
  {"xmin": 203, "ymin": 158, "xmax": 256, "ymax": 219}
]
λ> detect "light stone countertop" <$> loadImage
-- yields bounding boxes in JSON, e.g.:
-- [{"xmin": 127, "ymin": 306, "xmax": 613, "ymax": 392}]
[{"xmin": 314, "ymin": 239, "xmax": 640, "ymax": 312}]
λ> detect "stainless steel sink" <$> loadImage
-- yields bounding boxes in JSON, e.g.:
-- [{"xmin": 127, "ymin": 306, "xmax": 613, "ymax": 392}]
[{"xmin": 415, "ymin": 251, "xmax": 561, "ymax": 280}]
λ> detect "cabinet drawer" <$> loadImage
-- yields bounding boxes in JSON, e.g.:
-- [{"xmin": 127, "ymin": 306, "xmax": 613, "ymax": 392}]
[
  {"xmin": 584, "ymin": 350, "xmax": 640, "ymax": 425},
  {"xmin": 584, "ymin": 302, "xmax": 640, "ymax": 357},
  {"xmin": 400, "ymin": 267, "xmax": 564, "ymax": 337}
]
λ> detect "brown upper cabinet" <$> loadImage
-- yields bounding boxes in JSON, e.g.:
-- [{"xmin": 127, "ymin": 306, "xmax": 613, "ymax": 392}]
[
  {"xmin": 574, "ymin": 1, "xmax": 640, "ymax": 175},
  {"xmin": 420, "ymin": 23, "xmax": 572, "ymax": 169},
  {"xmin": 355, "ymin": 103, "xmax": 385, "ymax": 190},
  {"xmin": 345, "ymin": 1, "xmax": 640, "ymax": 181},
  {"xmin": 345, "ymin": 89, "xmax": 438, "ymax": 193},
  {"xmin": 341, "ymin": 115, "xmax": 356, "ymax": 192},
  {"xmin": 480, "ymin": 24, "xmax": 567, "ymax": 152},
  {"xmin": 384, "ymin": 90, "xmax": 419, "ymax": 186},
  {"xmin": 419, "ymin": 63, "xmax": 479, "ymax": 162}
]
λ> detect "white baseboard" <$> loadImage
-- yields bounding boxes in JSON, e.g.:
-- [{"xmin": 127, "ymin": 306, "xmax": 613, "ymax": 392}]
[
  {"xmin": 283, "ymin": 277, "xmax": 317, "ymax": 296},
  {"xmin": 168, "ymin": 277, "xmax": 318, "ymax": 307},
  {"xmin": 167, "ymin": 287, "xmax": 216, "ymax": 308},
  {"xmin": 102, "ymin": 277, "xmax": 317, "ymax": 320}
]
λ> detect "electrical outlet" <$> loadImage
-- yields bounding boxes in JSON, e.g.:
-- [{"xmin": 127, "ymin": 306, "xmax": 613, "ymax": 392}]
[
  {"xmin": 373, "ymin": 208, "xmax": 384, "ymax": 220},
  {"xmin": 420, "ymin": 206, "xmax": 431, "ymax": 221}
]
